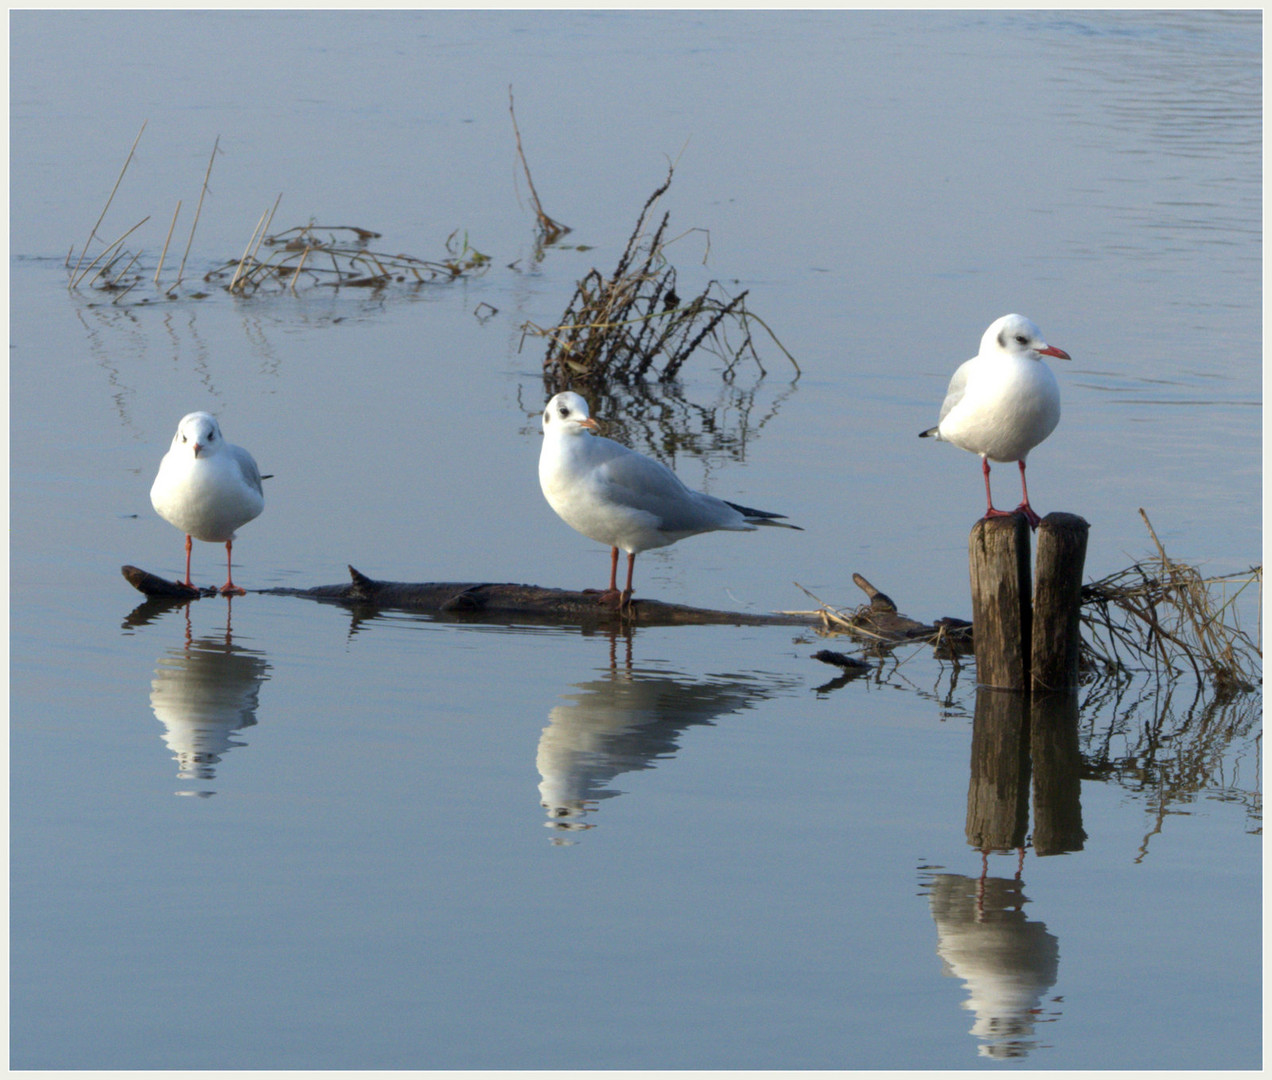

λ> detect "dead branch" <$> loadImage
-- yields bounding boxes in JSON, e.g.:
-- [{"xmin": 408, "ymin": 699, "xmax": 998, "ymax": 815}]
[
  {"xmin": 509, "ymin": 87, "xmax": 570, "ymax": 244},
  {"xmin": 793, "ymin": 573, "xmax": 974, "ymax": 662}
]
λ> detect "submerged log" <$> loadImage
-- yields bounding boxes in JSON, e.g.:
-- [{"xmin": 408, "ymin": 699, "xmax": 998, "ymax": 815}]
[
  {"xmin": 122, "ymin": 563, "xmax": 976, "ymax": 645},
  {"xmin": 122, "ymin": 563, "xmax": 813, "ymax": 628}
]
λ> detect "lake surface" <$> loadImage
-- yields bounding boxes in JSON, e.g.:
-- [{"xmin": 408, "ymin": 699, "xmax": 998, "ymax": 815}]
[{"xmin": 9, "ymin": 9, "xmax": 1261, "ymax": 1070}]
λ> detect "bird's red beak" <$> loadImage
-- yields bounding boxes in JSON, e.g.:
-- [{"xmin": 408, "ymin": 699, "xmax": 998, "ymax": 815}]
[
  {"xmin": 1039, "ymin": 345, "xmax": 1071, "ymax": 360},
  {"xmin": 193, "ymin": 443, "xmax": 204, "ymax": 456},
  {"xmin": 579, "ymin": 417, "xmax": 601, "ymax": 432}
]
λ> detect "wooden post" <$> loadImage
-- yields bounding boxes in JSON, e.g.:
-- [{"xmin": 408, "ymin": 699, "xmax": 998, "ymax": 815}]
[
  {"xmin": 1031, "ymin": 513, "xmax": 1090, "ymax": 692},
  {"xmin": 965, "ymin": 687, "xmax": 1031, "ymax": 851},
  {"xmin": 969, "ymin": 514, "xmax": 1032, "ymax": 691},
  {"xmin": 966, "ymin": 511, "xmax": 1089, "ymax": 858}
]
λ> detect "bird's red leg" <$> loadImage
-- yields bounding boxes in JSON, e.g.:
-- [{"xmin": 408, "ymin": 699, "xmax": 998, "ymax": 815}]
[
  {"xmin": 183, "ymin": 534, "xmax": 194, "ymax": 587},
  {"xmin": 980, "ymin": 457, "xmax": 1014, "ymax": 520},
  {"xmin": 1013, "ymin": 460, "xmax": 1042, "ymax": 530},
  {"xmin": 619, "ymin": 552, "xmax": 636, "ymax": 610},
  {"xmin": 220, "ymin": 538, "xmax": 246, "ymax": 596},
  {"xmin": 587, "ymin": 546, "xmax": 623, "ymax": 606}
]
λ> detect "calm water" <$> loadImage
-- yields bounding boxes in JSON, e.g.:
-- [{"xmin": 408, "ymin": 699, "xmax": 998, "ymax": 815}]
[{"xmin": 10, "ymin": 10, "xmax": 1261, "ymax": 1070}]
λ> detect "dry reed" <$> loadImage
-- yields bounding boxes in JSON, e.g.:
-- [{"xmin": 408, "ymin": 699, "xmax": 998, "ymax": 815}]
[
  {"xmin": 523, "ymin": 167, "xmax": 798, "ymax": 394},
  {"xmin": 68, "ymin": 120, "xmax": 147, "ymax": 286},
  {"xmin": 1080, "ymin": 509, "xmax": 1261, "ymax": 695},
  {"xmin": 509, "ymin": 87, "xmax": 569, "ymax": 245},
  {"xmin": 206, "ymin": 223, "xmax": 490, "ymax": 296},
  {"xmin": 68, "ymin": 130, "xmax": 489, "ymax": 304}
]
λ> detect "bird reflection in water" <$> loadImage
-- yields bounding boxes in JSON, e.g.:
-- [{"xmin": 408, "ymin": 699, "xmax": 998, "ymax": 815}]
[
  {"xmin": 536, "ymin": 629, "xmax": 790, "ymax": 842},
  {"xmin": 919, "ymin": 855, "xmax": 1062, "ymax": 1060},
  {"xmin": 140, "ymin": 598, "xmax": 271, "ymax": 797}
]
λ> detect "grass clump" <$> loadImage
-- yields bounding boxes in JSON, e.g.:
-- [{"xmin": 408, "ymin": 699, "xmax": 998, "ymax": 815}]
[
  {"xmin": 66, "ymin": 124, "xmax": 488, "ymax": 304},
  {"xmin": 206, "ymin": 222, "xmax": 489, "ymax": 296},
  {"xmin": 522, "ymin": 167, "xmax": 798, "ymax": 394},
  {"xmin": 1081, "ymin": 509, "xmax": 1261, "ymax": 696}
]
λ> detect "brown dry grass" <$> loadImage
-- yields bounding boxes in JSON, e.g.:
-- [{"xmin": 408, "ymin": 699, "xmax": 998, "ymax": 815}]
[
  {"xmin": 523, "ymin": 167, "xmax": 798, "ymax": 394},
  {"xmin": 1081, "ymin": 509, "xmax": 1261, "ymax": 696},
  {"xmin": 67, "ymin": 126, "xmax": 489, "ymax": 304}
]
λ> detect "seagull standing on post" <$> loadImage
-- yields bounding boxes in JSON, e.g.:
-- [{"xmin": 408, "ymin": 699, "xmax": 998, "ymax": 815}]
[{"xmin": 920, "ymin": 314, "xmax": 1070, "ymax": 529}]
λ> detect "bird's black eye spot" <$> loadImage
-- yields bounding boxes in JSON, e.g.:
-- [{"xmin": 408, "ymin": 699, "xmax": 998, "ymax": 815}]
[
  {"xmin": 1015, "ymin": 335, "xmax": 1029, "ymax": 346},
  {"xmin": 558, "ymin": 406, "xmax": 569, "ymax": 419}
]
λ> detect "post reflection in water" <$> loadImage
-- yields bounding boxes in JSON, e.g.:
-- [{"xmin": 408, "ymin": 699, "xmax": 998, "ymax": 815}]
[
  {"xmin": 966, "ymin": 686, "xmax": 1087, "ymax": 855},
  {"xmin": 923, "ymin": 684, "xmax": 1085, "ymax": 1058},
  {"xmin": 132, "ymin": 599, "xmax": 272, "ymax": 797},
  {"xmin": 535, "ymin": 630, "xmax": 790, "ymax": 841}
]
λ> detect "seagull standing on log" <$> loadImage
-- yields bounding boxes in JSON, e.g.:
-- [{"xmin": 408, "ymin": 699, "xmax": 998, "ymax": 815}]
[
  {"xmin": 920, "ymin": 314, "xmax": 1070, "ymax": 529},
  {"xmin": 538, "ymin": 391, "xmax": 799, "ymax": 608},
  {"xmin": 150, "ymin": 411, "xmax": 265, "ymax": 595}
]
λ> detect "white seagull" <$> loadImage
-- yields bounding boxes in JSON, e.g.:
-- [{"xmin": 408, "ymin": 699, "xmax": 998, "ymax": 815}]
[
  {"xmin": 538, "ymin": 391, "xmax": 798, "ymax": 607},
  {"xmin": 150, "ymin": 411, "xmax": 265, "ymax": 595},
  {"xmin": 920, "ymin": 314, "xmax": 1070, "ymax": 529}
]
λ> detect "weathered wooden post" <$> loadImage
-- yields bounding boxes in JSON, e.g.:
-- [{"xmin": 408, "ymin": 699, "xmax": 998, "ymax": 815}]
[
  {"xmin": 969, "ymin": 514, "xmax": 1033, "ymax": 690},
  {"xmin": 1031, "ymin": 513, "xmax": 1090, "ymax": 692},
  {"xmin": 969, "ymin": 511, "xmax": 1090, "ymax": 692},
  {"xmin": 966, "ymin": 510, "xmax": 1089, "ymax": 856}
]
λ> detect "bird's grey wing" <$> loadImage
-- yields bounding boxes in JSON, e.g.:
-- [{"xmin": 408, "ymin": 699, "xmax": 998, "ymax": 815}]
[
  {"xmin": 593, "ymin": 447, "xmax": 726, "ymax": 531},
  {"xmin": 232, "ymin": 445, "xmax": 265, "ymax": 496},
  {"xmin": 936, "ymin": 359, "xmax": 973, "ymax": 424}
]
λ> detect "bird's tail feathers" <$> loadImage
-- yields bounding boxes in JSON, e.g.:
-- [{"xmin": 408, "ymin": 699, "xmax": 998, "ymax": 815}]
[
  {"xmin": 724, "ymin": 500, "xmax": 804, "ymax": 531},
  {"xmin": 918, "ymin": 426, "xmax": 941, "ymax": 439}
]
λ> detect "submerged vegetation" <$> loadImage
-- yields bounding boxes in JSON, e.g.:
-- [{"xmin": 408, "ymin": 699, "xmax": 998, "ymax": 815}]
[
  {"xmin": 66, "ymin": 114, "xmax": 790, "ymax": 416},
  {"xmin": 65, "ymin": 123, "xmax": 489, "ymax": 305},
  {"xmin": 204, "ymin": 223, "xmax": 489, "ymax": 296}
]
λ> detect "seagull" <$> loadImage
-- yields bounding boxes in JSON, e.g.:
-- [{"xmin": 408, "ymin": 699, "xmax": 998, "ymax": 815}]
[
  {"xmin": 150, "ymin": 412, "xmax": 265, "ymax": 595},
  {"xmin": 538, "ymin": 391, "xmax": 798, "ymax": 607},
  {"xmin": 920, "ymin": 314, "xmax": 1070, "ymax": 529}
]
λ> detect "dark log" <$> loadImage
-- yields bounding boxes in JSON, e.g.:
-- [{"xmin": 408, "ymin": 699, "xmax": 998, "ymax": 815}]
[
  {"xmin": 1031, "ymin": 513, "xmax": 1090, "ymax": 692},
  {"xmin": 122, "ymin": 563, "xmax": 813, "ymax": 628},
  {"xmin": 969, "ymin": 514, "xmax": 1033, "ymax": 690},
  {"xmin": 121, "ymin": 565, "xmax": 215, "ymax": 598},
  {"xmin": 965, "ymin": 686, "xmax": 1031, "ymax": 852}
]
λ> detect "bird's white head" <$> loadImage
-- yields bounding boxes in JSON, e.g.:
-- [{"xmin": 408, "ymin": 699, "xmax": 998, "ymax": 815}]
[
  {"xmin": 984, "ymin": 314, "xmax": 1071, "ymax": 362},
  {"xmin": 542, "ymin": 391, "xmax": 600, "ymax": 437},
  {"xmin": 173, "ymin": 411, "xmax": 224, "ymax": 459}
]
